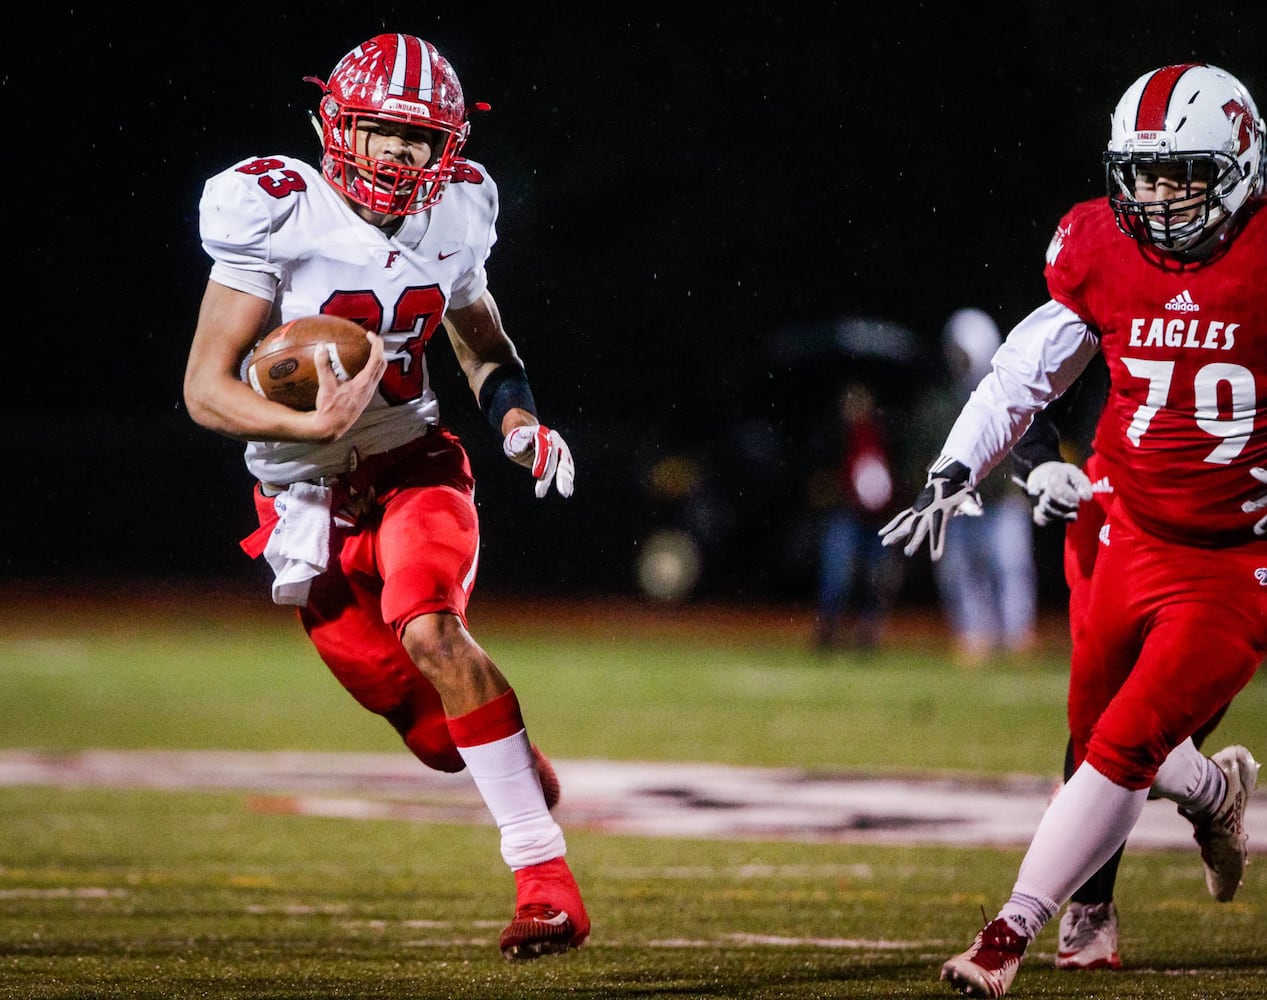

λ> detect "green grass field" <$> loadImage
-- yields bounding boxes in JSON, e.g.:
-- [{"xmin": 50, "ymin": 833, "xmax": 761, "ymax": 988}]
[{"xmin": 1, "ymin": 581, "xmax": 1265, "ymax": 999}]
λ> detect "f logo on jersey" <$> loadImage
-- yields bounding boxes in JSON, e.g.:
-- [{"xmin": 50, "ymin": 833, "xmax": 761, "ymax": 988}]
[{"xmin": 385, "ymin": 250, "xmax": 402, "ymax": 269}]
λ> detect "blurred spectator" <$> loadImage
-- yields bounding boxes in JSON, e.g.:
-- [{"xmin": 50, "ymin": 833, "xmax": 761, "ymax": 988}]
[
  {"xmin": 811, "ymin": 382, "xmax": 900, "ymax": 650},
  {"xmin": 910, "ymin": 309, "xmax": 1038, "ymax": 666}
]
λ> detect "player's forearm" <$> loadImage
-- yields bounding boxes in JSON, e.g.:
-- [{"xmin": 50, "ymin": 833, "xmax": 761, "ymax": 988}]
[
  {"xmin": 184, "ymin": 375, "xmax": 344, "ymax": 444},
  {"xmin": 1011, "ymin": 412, "xmax": 1065, "ymax": 482}
]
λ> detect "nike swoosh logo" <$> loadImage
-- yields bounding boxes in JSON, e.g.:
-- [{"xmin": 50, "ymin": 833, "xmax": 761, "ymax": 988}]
[
  {"xmin": 534, "ymin": 911, "xmax": 570, "ymax": 926},
  {"xmin": 438, "ymin": 250, "xmax": 461, "ymax": 260}
]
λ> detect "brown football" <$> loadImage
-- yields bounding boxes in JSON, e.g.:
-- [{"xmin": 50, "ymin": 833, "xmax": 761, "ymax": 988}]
[{"xmin": 245, "ymin": 315, "xmax": 373, "ymax": 411}]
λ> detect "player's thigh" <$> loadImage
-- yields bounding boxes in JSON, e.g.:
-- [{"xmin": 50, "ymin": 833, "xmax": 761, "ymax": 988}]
[
  {"xmin": 1067, "ymin": 511, "xmax": 1144, "ymax": 748},
  {"xmin": 377, "ymin": 485, "xmax": 480, "ymax": 629},
  {"xmin": 301, "ymin": 546, "xmax": 422, "ymax": 713},
  {"xmin": 1121, "ymin": 537, "xmax": 1267, "ymax": 732},
  {"xmin": 1082, "ymin": 527, "xmax": 1267, "ymax": 783},
  {"xmin": 1091, "ymin": 597, "xmax": 1263, "ymax": 785}
]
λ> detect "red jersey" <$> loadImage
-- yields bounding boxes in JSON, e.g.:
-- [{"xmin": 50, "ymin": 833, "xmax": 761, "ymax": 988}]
[{"xmin": 1044, "ymin": 197, "xmax": 1267, "ymax": 546}]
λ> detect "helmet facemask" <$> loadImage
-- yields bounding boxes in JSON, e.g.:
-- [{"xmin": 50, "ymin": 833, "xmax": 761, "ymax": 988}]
[
  {"xmin": 319, "ymin": 100, "xmax": 468, "ymax": 216},
  {"xmin": 1105, "ymin": 151, "xmax": 1240, "ymax": 253}
]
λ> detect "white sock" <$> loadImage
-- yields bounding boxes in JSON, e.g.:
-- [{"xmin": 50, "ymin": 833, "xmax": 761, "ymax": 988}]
[
  {"xmin": 458, "ymin": 729, "xmax": 566, "ymax": 869},
  {"xmin": 1152, "ymin": 738, "xmax": 1226, "ymax": 816},
  {"xmin": 1004, "ymin": 763, "xmax": 1147, "ymax": 938}
]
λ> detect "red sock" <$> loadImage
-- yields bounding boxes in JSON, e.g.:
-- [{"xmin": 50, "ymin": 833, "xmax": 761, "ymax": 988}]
[{"xmin": 447, "ymin": 689, "xmax": 525, "ymax": 747}]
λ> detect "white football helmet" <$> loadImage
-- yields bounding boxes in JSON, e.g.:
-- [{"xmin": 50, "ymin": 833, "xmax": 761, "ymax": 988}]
[{"xmin": 1105, "ymin": 63, "xmax": 1264, "ymax": 254}]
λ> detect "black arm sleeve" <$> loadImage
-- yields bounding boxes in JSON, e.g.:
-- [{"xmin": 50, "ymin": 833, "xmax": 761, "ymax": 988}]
[
  {"xmin": 1011, "ymin": 409, "xmax": 1064, "ymax": 483},
  {"xmin": 477, "ymin": 362, "xmax": 538, "ymax": 433},
  {"xmin": 1011, "ymin": 356, "xmax": 1110, "ymax": 484}
]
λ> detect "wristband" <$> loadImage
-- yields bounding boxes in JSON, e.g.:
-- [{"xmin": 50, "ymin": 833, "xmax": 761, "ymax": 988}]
[{"xmin": 478, "ymin": 363, "xmax": 538, "ymax": 432}]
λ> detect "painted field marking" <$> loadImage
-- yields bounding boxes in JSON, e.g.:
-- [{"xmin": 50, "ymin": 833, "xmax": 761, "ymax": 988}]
[{"xmin": 1, "ymin": 749, "xmax": 1263, "ymax": 851}]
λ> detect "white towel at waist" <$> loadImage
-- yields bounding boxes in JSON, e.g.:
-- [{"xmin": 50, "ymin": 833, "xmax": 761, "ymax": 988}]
[{"xmin": 262, "ymin": 482, "xmax": 332, "ymax": 606}]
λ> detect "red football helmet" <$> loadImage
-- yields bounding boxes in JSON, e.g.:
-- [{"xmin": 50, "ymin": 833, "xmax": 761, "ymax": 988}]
[{"xmin": 308, "ymin": 34, "xmax": 478, "ymax": 215}]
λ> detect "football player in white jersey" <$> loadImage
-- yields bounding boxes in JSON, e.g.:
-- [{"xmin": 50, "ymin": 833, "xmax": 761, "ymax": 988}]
[{"xmin": 183, "ymin": 33, "xmax": 588, "ymax": 960}]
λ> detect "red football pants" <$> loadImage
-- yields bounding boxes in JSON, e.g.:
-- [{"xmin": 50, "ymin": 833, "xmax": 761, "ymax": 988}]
[
  {"xmin": 1068, "ymin": 499, "xmax": 1267, "ymax": 788},
  {"xmin": 249, "ymin": 430, "xmax": 480, "ymax": 772}
]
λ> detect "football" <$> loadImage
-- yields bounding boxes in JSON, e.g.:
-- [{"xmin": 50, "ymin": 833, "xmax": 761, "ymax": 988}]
[{"xmin": 245, "ymin": 315, "xmax": 373, "ymax": 411}]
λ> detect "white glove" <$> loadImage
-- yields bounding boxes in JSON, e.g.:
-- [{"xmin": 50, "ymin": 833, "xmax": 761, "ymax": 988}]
[
  {"xmin": 878, "ymin": 459, "xmax": 982, "ymax": 562},
  {"xmin": 1026, "ymin": 461, "xmax": 1094, "ymax": 527},
  {"xmin": 503, "ymin": 424, "xmax": 575, "ymax": 499},
  {"xmin": 1241, "ymin": 466, "xmax": 1267, "ymax": 536}
]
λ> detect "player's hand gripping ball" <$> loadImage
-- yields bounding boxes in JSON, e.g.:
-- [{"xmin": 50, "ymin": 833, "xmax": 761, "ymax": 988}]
[{"xmin": 246, "ymin": 315, "xmax": 374, "ymax": 411}]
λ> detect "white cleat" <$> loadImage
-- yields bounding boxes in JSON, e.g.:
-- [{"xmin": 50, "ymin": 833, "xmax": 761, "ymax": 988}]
[
  {"xmin": 1055, "ymin": 900, "xmax": 1121, "ymax": 970},
  {"xmin": 1183, "ymin": 745, "xmax": 1260, "ymax": 902}
]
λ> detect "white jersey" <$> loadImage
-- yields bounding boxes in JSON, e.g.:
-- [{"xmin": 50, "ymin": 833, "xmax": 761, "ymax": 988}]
[{"xmin": 198, "ymin": 154, "xmax": 498, "ymax": 485}]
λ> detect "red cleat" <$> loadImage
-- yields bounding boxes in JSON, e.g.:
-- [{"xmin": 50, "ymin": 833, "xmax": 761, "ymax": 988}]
[
  {"xmin": 940, "ymin": 916, "xmax": 1027, "ymax": 996},
  {"xmin": 499, "ymin": 856, "xmax": 589, "ymax": 961}
]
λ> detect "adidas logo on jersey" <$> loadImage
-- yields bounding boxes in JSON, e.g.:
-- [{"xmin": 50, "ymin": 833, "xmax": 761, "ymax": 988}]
[
  {"xmin": 1098, "ymin": 523, "xmax": 1111, "ymax": 547},
  {"xmin": 1164, "ymin": 289, "xmax": 1200, "ymax": 313},
  {"xmin": 1089, "ymin": 476, "xmax": 1114, "ymax": 495}
]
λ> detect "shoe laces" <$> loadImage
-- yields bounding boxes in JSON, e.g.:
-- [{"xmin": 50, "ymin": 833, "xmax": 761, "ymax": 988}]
[{"xmin": 975, "ymin": 917, "xmax": 1026, "ymax": 957}]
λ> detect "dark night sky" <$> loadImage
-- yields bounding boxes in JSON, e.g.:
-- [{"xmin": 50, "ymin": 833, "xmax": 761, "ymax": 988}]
[{"xmin": 6, "ymin": 4, "xmax": 1266, "ymax": 600}]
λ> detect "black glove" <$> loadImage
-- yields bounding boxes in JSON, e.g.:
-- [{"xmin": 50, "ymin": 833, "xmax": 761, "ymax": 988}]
[{"xmin": 878, "ymin": 458, "xmax": 982, "ymax": 562}]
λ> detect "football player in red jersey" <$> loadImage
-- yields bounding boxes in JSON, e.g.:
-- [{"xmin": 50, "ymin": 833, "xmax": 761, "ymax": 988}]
[
  {"xmin": 182, "ymin": 34, "xmax": 588, "ymax": 960},
  {"xmin": 881, "ymin": 63, "xmax": 1265, "ymax": 997},
  {"xmin": 1013, "ymin": 383, "xmax": 1241, "ymax": 972}
]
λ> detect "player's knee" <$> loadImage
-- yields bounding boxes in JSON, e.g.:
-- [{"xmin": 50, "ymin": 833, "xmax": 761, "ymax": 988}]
[
  {"xmin": 1085, "ymin": 695, "xmax": 1173, "ymax": 789},
  {"xmin": 406, "ymin": 723, "xmax": 466, "ymax": 773},
  {"xmin": 402, "ymin": 612, "xmax": 467, "ymax": 670},
  {"xmin": 384, "ymin": 703, "xmax": 466, "ymax": 773}
]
